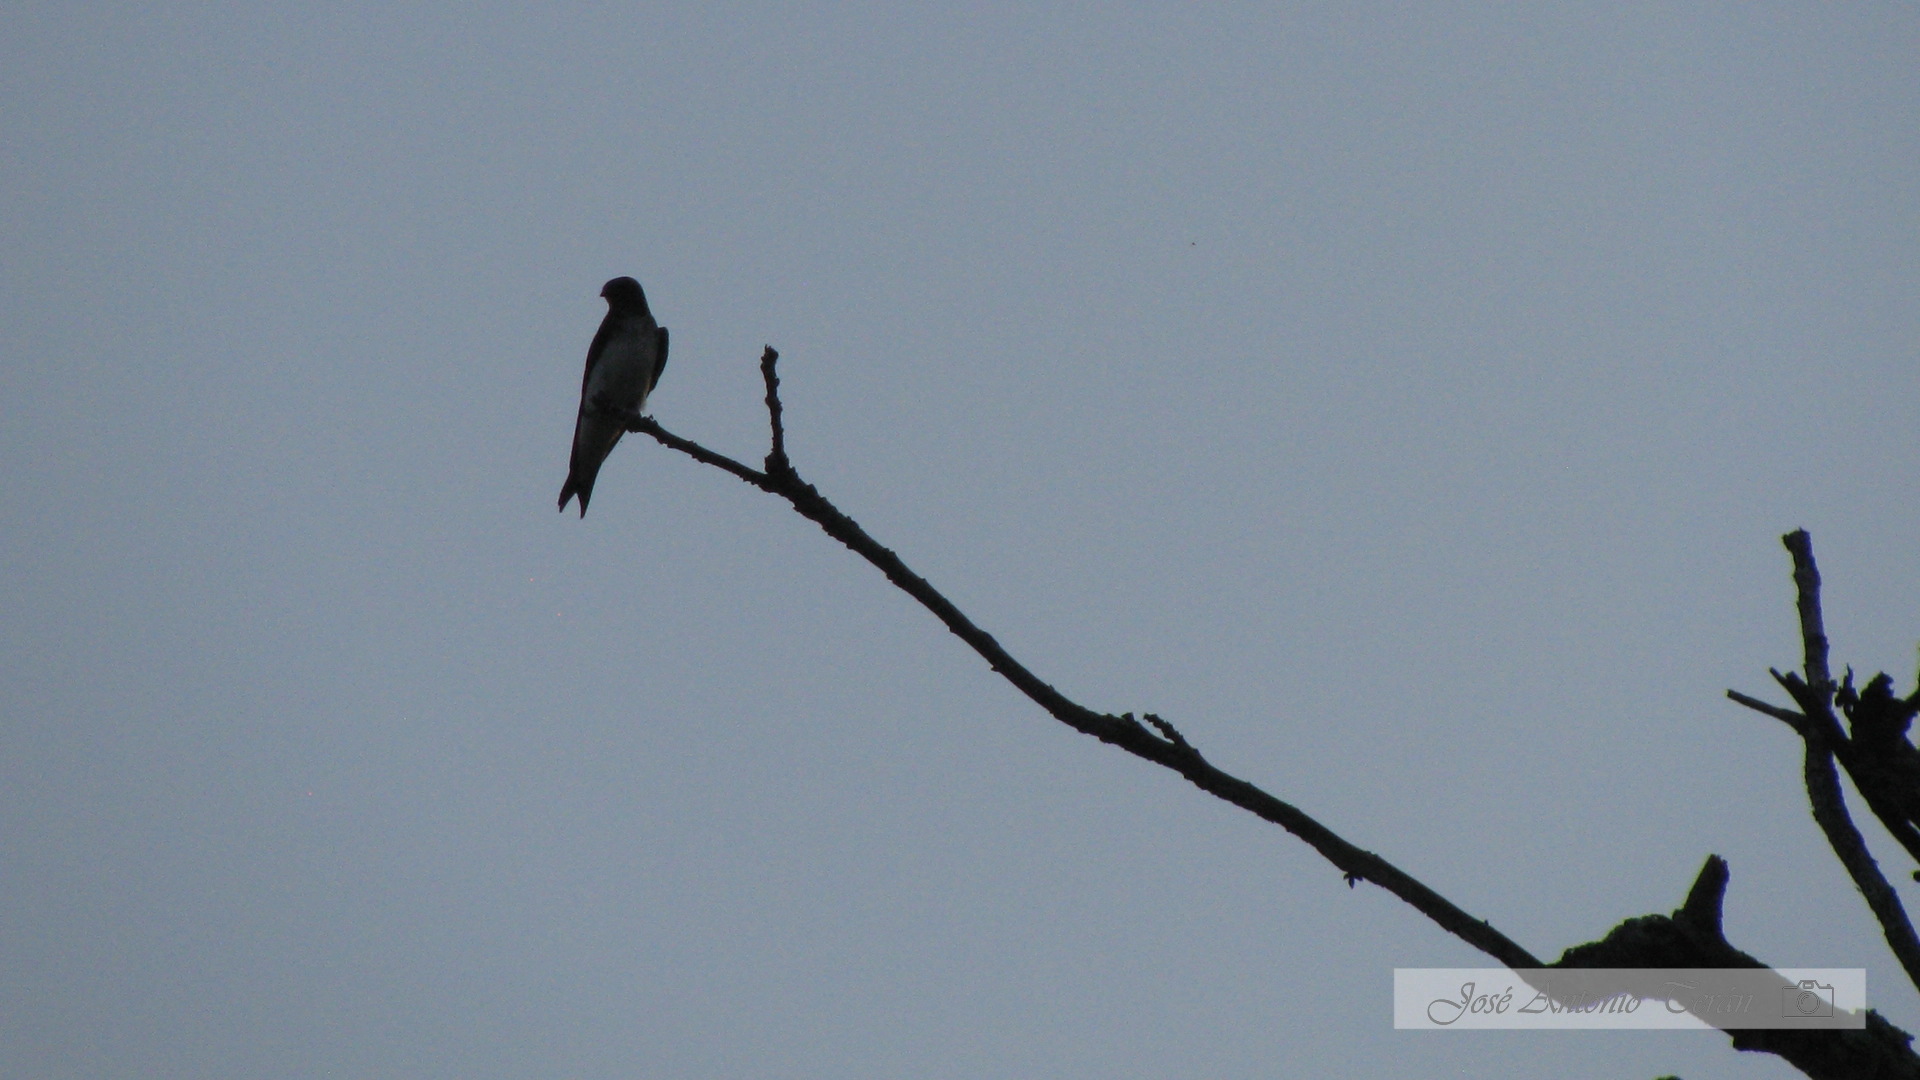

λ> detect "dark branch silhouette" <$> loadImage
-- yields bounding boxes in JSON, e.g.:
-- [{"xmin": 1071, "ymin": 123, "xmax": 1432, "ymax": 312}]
[
  {"xmin": 607, "ymin": 347, "xmax": 1535, "ymax": 969},
  {"xmin": 605, "ymin": 351, "xmax": 1920, "ymax": 1077},
  {"xmin": 1729, "ymin": 531, "xmax": 1920, "ymax": 996},
  {"xmin": 1549, "ymin": 855, "xmax": 1918, "ymax": 1079}
]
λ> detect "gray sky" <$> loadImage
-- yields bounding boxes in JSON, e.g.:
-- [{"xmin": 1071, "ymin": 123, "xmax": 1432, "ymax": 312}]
[{"xmin": 4, "ymin": 4, "xmax": 1917, "ymax": 1077}]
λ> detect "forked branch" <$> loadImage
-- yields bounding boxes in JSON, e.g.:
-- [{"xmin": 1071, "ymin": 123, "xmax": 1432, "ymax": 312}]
[
  {"xmin": 610, "ymin": 351, "xmax": 1920, "ymax": 1076},
  {"xmin": 616, "ymin": 347, "xmax": 1536, "ymax": 969},
  {"xmin": 1728, "ymin": 530, "xmax": 1920, "ymax": 996}
]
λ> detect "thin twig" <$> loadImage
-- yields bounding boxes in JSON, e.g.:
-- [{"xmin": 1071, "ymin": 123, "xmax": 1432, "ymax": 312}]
[
  {"xmin": 1727, "ymin": 690, "xmax": 1809, "ymax": 734},
  {"xmin": 626, "ymin": 413, "xmax": 776, "ymax": 492},
  {"xmin": 759, "ymin": 346, "xmax": 791, "ymax": 478}
]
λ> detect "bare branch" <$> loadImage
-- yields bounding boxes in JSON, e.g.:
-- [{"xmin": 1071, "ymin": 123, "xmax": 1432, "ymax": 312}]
[
  {"xmin": 622, "ymin": 358, "xmax": 1920, "ymax": 1075},
  {"xmin": 1802, "ymin": 725, "xmax": 1920, "ymax": 992},
  {"xmin": 1784, "ymin": 529, "xmax": 1832, "ymax": 692},
  {"xmin": 1552, "ymin": 856, "xmax": 1920, "ymax": 1080},
  {"xmin": 622, "ymin": 351, "xmax": 1541, "ymax": 971},
  {"xmin": 759, "ymin": 346, "xmax": 791, "ymax": 478},
  {"xmin": 1727, "ymin": 689, "xmax": 1810, "ymax": 734},
  {"xmin": 1677, "ymin": 853, "xmax": 1729, "ymax": 938},
  {"xmin": 601, "ymin": 402, "xmax": 778, "ymax": 494},
  {"xmin": 1771, "ymin": 668, "xmax": 1852, "ymax": 752},
  {"xmin": 1738, "ymin": 531, "xmax": 1920, "ymax": 1000}
]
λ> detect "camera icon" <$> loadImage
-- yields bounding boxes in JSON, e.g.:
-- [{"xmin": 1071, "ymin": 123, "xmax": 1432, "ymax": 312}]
[{"xmin": 1783, "ymin": 980, "xmax": 1835, "ymax": 1018}]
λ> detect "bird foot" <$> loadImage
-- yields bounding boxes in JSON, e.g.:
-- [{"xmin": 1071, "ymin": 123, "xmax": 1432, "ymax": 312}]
[{"xmin": 589, "ymin": 395, "xmax": 646, "ymax": 429}]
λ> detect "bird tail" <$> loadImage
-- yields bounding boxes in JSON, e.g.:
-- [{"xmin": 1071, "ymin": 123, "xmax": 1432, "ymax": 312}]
[
  {"xmin": 558, "ymin": 475, "xmax": 592, "ymax": 517},
  {"xmin": 559, "ymin": 415, "xmax": 622, "ymax": 519}
]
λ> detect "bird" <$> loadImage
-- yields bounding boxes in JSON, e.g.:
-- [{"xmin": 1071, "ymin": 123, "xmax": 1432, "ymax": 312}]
[{"xmin": 558, "ymin": 276, "xmax": 668, "ymax": 517}]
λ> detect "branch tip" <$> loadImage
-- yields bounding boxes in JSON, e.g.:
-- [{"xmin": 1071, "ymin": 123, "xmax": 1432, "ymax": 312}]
[
  {"xmin": 759, "ymin": 346, "xmax": 791, "ymax": 477},
  {"xmin": 1782, "ymin": 529, "xmax": 1831, "ymax": 690},
  {"xmin": 1678, "ymin": 854, "xmax": 1729, "ymax": 938},
  {"xmin": 1726, "ymin": 689, "xmax": 1809, "ymax": 734}
]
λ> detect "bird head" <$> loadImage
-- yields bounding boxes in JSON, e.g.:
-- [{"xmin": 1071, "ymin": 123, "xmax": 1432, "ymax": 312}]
[{"xmin": 600, "ymin": 276, "xmax": 649, "ymax": 314}]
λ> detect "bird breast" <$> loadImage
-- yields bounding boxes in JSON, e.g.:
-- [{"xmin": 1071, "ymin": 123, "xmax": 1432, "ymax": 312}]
[{"xmin": 586, "ymin": 320, "xmax": 659, "ymax": 410}]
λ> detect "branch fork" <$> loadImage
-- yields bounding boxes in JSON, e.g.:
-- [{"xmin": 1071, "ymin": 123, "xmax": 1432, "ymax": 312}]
[
  {"xmin": 1729, "ymin": 531, "xmax": 1920, "ymax": 999},
  {"xmin": 599, "ymin": 352, "xmax": 1920, "ymax": 1076}
]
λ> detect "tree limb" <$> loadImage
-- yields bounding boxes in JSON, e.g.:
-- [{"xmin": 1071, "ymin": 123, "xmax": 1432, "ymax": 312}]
[
  {"xmin": 611, "ymin": 348, "xmax": 1538, "ymax": 970},
  {"xmin": 1727, "ymin": 689, "xmax": 1809, "ymax": 735},
  {"xmin": 1550, "ymin": 856, "xmax": 1918, "ymax": 1080},
  {"xmin": 614, "ymin": 353, "xmax": 1920, "ymax": 1076},
  {"xmin": 1730, "ymin": 531, "xmax": 1920, "ymax": 998}
]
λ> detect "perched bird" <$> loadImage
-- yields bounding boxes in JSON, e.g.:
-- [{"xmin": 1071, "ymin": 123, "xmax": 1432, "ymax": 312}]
[{"xmin": 558, "ymin": 276, "xmax": 669, "ymax": 517}]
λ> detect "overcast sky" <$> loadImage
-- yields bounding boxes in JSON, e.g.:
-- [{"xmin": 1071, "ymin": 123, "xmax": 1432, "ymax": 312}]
[{"xmin": 4, "ymin": 4, "xmax": 1918, "ymax": 1078}]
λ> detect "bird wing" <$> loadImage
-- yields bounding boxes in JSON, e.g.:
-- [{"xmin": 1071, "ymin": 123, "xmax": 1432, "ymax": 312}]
[
  {"xmin": 651, "ymin": 326, "xmax": 669, "ymax": 395},
  {"xmin": 579, "ymin": 311, "xmax": 619, "ymax": 398}
]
